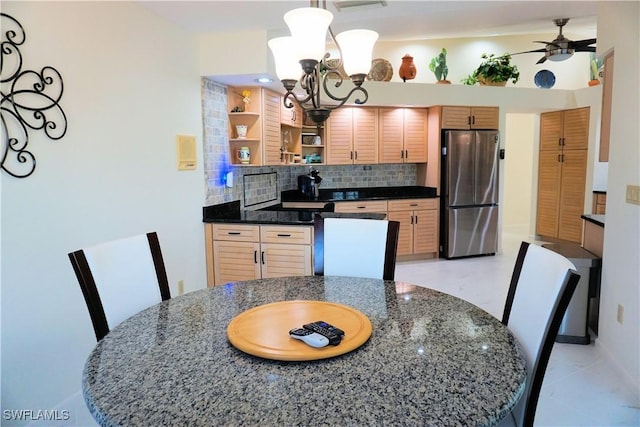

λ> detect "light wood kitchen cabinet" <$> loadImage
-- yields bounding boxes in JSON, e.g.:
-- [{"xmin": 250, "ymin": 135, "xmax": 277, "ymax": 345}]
[
  {"xmin": 387, "ymin": 198, "xmax": 438, "ymax": 257},
  {"xmin": 441, "ymin": 106, "xmax": 499, "ymax": 130},
  {"xmin": 281, "ymin": 100, "xmax": 302, "ymax": 128},
  {"xmin": 205, "ymin": 223, "xmax": 312, "ymax": 286},
  {"xmin": 227, "ymin": 86, "xmax": 281, "ymax": 166},
  {"xmin": 333, "ymin": 200, "xmax": 388, "ymax": 213},
  {"xmin": 592, "ymin": 192, "xmax": 607, "ymax": 214},
  {"xmin": 599, "ymin": 51, "xmax": 614, "ymax": 162},
  {"xmin": 378, "ymin": 108, "xmax": 428, "ymax": 163},
  {"xmin": 536, "ymin": 107, "xmax": 589, "ymax": 243},
  {"xmin": 326, "ymin": 107, "xmax": 378, "ymax": 164}
]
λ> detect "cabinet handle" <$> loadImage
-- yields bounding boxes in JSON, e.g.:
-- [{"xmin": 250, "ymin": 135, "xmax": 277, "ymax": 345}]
[
  {"xmin": 350, "ymin": 151, "xmax": 353, "ymax": 160},
  {"xmin": 357, "ymin": 206, "xmax": 366, "ymax": 209},
  {"xmin": 561, "ymin": 154, "xmax": 565, "ymax": 162},
  {"xmin": 277, "ymin": 233, "xmax": 291, "ymax": 237},
  {"xmin": 228, "ymin": 231, "xmax": 241, "ymax": 235},
  {"xmin": 558, "ymin": 154, "xmax": 562, "ymax": 162},
  {"xmin": 355, "ymin": 151, "xmax": 358, "ymax": 160},
  {"xmin": 561, "ymin": 137, "xmax": 566, "ymax": 146},
  {"xmin": 472, "ymin": 116, "xmax": 476, "ymax": 125},
  {"xmin": 254, "ymin": 250, "xmax": 258, "ymax": 264},
  {"xmin": 401, "ymin": 150, "xmax": 404, "ymax": 159},
  {"xmin": 468, "ymin": 116, "xmax": 472, "ymax": 125},
  {"xmin": 410, "ymin": 215, "xmax": 414, "ymax": 224},
  {"xmin": 261, "ymin": 251, "xmax": 265, "ymax": 265},
  {"xmin": 410, "ymin": 203, "xmax": 418, "ymax": 207},
  {"xmin": 415, "ymin": 215, "xmax": 419, "ymax": 224}
]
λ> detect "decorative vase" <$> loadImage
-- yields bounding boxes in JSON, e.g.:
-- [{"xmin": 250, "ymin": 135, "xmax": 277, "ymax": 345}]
[
  {"xmin": 436, "ymin": 80, "xmax": 451, "ymax": 85},
  {"xmin": 236, "ymin": 125, "xmax": 248, "ymax": 139},
  {"xmin": 237, "ymin": 146, "xmax": 250, "ymax": 164},
  {"xmin": 399, "ymin": 54, "xmax": 417, "ymax": 82},
  {"xmin": 588, "ymin": 79, "xmax": 600, "ymax": 87}
]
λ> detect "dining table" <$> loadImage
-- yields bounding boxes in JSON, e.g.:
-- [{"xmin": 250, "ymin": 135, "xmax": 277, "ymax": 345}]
[{"xmin": 82, "ymin": 275, "xmax": 527, "ymax": 426}]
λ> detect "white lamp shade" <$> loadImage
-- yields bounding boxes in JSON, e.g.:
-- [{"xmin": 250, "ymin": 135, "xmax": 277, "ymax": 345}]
[
  {"xmin": 335, "ymin": 29, "xmax": 379, "ymax": 76},
  {"xmin": 284, "ymin": 7, "xmax": 333, "ymax": 61},
  {"xmin": 268, "ymin": 36, "xmax": 301, "ymax": 81}
]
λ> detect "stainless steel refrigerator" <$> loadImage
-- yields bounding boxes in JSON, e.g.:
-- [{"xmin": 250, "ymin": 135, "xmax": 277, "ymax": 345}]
[{"xmin": 440, "ymin": 130, "xmax": 499, "ymax": 259}]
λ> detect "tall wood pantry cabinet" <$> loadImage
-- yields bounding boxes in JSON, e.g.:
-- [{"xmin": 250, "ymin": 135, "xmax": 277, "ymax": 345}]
[{"xmin": 536, "ymin": 107, "xmax": 590, "ymax": 243}]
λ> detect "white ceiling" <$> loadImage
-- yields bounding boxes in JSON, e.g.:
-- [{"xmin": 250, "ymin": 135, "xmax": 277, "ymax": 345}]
[{"xmin": 137, "ymin": 0, "xmax": 599, "ymax": 41}]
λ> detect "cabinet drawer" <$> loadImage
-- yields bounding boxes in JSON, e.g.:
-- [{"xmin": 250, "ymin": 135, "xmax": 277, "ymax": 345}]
[
  {"xmin": 388, "ymin": 198, "xmax": 438, "ymax": 211},
  {"xmin": 334, "ymin": 201, "xmax": 388, "ymax": 213},
  {"xmin": 260, "ymin": 225, "xmax": 312, "ymax": 244},
  {"xmin": 212, "ymin": 224, "xmax": 260, "ymax": 242}
]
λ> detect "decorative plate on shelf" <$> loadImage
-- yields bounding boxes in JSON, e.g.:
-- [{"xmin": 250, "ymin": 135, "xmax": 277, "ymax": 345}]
[
  {"xmin": 534, "ymin": 70, "xmax": 556, "ymax": 89},
  {"xmin": 367, "ymin": 58, "xmax": 393, "ymax": 82}
]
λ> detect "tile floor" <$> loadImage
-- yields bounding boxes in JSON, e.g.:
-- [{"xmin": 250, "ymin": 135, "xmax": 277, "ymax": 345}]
[{"xmin": 395, "ymin": 229, "xmax": 640, "ymax": 426}]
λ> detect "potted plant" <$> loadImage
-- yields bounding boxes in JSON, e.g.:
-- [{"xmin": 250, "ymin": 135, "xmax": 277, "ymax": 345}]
[
  {"xmin": 429, "ymin": 48, "xmax": 450, "ymax": 84},
  {"xmin": 589, "ymin": 54, "xmax": 603, "ymax": 86},
  {"xmin": 472, "ymin": 53, "xmax": 520, "ymax": 86}
]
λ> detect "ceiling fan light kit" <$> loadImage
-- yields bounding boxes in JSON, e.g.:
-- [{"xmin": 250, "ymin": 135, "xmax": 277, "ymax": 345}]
[{"xmin": 511, "ymin": 18, "xmax": 596, "ymax": 64}]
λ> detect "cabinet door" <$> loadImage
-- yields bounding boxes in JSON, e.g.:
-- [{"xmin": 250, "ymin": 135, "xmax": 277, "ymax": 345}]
[
  {"xmin": 404, "ymin": 108, "xmax": 428, "ymax": 163},
  {"xmin": 261, "ymin": 243, "xmax": 312, "ymax": 278},
  {"xmin": 213, "ymin": 240, "xmax": 261, "ymax": 284},
  {"xmin": 536, "ymin": 150, "xmax": 561, "ymax": 237},
  {"xmin": 353, "ymin": 108, "xmax": 378, "ymax": 164},
  {"xmin": 470, "ymin": 107, "xmax": 499, "ymax": 129},
  {"xmin": 540, "ymin": 111, "xmax": 563, "ymax": 151},
  {"xmin": 413, "ymin": 209, "xmax": 438, "ymax": 254},
  {"xmin": 378, "ymin": 108, "xmax": 404, "ymax": 163},
  {"xmin": 326, "ymin": 108, "xmax": 354, "ymax": 164},
  {"xmin": 558, "ymin": 149, "xmax": 587, "ymax": 243},
  {"xmin": 441, "ymin": 106, "xmax": 471, "ymax": 129},
  {"xmin": 387, "ymin": 211, "xmax": 413, "ymax": 256},
  {"xmin": 262, "ymin": 89, "xmax": 283, "ymax": 165},
  {"xmin": 563, "ymin": 108, "xmax": 590, "ymax": 150}
]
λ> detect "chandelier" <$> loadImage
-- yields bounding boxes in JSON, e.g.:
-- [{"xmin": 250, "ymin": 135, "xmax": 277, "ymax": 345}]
[{"xmin": 268, "ymin": 1, "xmax": 378, "ymax": 125}]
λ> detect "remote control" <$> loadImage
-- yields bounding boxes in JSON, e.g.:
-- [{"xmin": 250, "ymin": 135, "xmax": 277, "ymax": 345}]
[
  {"xmin": 302, "ymin": 322, "xmax": 342, "ymax": 346},
  {"xmin": 289, "ymin": 328, "xmax": 329, "ymax": 348},
  {"xmin": 312, "ymin": 321, "xmax": 345, "ymax": 337}
]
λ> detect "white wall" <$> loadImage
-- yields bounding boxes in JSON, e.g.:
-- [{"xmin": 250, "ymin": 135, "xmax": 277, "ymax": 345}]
[
  {"xmin": 1, "ymin": 2, "xmax": 205, "ymax": 425},
  {"xmin": 595, "ymin": 1, "xmax": 640, "ymax": 394},
  {"xmin": 503, "ymin": 114, "xmax": 537, "ymax": 233}
]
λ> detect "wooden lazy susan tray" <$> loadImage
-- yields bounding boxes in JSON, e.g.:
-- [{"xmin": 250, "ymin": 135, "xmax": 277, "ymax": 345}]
[{"xmin": 227, "ymin": 300, "xmax": 372, "ymax": 361}]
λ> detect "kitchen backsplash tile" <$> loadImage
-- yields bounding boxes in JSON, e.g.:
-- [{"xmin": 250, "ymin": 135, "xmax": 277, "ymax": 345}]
[{"xmin": 202, "ymin": 77, "xmax": 418, "ymax": 210}]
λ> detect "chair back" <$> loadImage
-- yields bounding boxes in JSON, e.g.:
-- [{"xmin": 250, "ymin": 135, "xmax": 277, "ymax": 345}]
[
  {"xmin": 69, "ymin": 232, "xmax": 171, "ymax": 341},
  {"xmin": 502, "ymin": 242, "xmax": 580, "ymax": 427},
  {"xmin": 314, "ymin": 214, "xmax": 400, "ymax": 280}
]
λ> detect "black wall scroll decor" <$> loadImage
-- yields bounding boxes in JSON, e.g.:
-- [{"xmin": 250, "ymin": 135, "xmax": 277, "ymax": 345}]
[{"xmin": 1, "ymin": 13, "xmax": 68, "ymax": 178}]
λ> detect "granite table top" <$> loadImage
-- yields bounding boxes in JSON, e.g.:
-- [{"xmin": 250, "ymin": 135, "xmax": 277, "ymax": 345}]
[{"xmin": 82, "ymin": 276, "xmax": 527, "ymax": 427}]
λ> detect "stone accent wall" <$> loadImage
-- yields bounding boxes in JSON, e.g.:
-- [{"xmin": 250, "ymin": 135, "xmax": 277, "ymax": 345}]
[{"xmin": 202, "ymin": 77, "xmax": 418, "ymax": 210}]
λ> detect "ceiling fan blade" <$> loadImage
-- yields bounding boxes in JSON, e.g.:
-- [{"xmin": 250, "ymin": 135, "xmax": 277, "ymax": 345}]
[
  {"xmin": 510, "ymin": 48, "xmax": 548, "ymax": 56},
  {"xmin": 575, "ymin": 46, "xmax": 597, "ymax": 53},
  {"xmin": 572, "ymin": 38, "xmax": 597, "ymax": 47},
  {"xmin": 536, "ymin": 56, "xmax": 548, "ymax": 64}
]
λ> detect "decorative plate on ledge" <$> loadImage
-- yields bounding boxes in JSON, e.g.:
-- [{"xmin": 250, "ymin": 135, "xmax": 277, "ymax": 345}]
[{"xmin": 367, "ymin": 58, "xmax": 393, "ymax": 81}]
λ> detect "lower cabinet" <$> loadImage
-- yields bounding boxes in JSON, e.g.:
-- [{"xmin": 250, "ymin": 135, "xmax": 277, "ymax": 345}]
[
  {"xmin": 333, "ymin": 200, "xmax": 388, "ymax": 213},
  {"xmin": 205, "ymin": 223, "xmax": 312, "ymax": 286},
  {"xmin": 387, "ymin": 199, "xmax": 438, "ymax": 257}
]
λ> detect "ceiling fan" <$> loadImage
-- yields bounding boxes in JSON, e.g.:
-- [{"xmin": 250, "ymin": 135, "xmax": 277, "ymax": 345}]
[{"xmin": 511, "ymin": 18, "xmax": 596, "ymax": 64}]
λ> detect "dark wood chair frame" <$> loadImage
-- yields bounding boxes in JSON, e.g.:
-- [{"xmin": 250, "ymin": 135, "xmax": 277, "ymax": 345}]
[
  {"xmin": 68, "ymin": 232, "xmax": 171, "ymax": 341},
  {"xmin": 501, "ymin": 241, "xmax": 581, "ymax": 427},
  {"xmin": 313, "ymin": 214, "xmax": 400, "ymax": 280}
]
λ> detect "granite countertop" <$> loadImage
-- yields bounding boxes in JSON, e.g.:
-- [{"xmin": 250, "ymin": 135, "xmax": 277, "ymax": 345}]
[
  {"xmin": 281, "ymin": 185, "xmax": 438, "ymax": 203},
  {"xmin": 203, "ymin": 201, "xmax": 385, "ymax": 225},
  {"xmin": 83, "ymin": 276, "xmax": 527, "ymax": 427},
  {"xmin": 581, "ymin": 214, "xmax": 605, "ymax": 227}
]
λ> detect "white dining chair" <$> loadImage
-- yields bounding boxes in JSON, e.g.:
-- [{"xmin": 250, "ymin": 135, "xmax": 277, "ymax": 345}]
[
  {"xmin": 313, "ymin": 214, "xmax": 400, "ymax": 280},
  {"xmin": 68, "ymin": 232, "xmax": 171, "ymax": 341},
  {"xmin": 499, "ymin": 241, "xmax": 581, "ymax": 427}
]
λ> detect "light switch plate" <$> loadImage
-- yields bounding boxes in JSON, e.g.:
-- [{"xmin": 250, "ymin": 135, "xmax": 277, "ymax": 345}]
[
  {"xmin": 626, "ymin": 185, "xmax": 640, "ymax": 205},
  {"xmin": 176, "ymin": 134, "xmax": 197, "ymax": 171}
]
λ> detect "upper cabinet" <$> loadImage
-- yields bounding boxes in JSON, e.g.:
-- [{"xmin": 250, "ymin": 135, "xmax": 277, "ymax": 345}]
[
  {"xmin": 281, "ymin": 100, "xmax": 303, "ymax": 128},
  {"xmin": 378, "ymin": 108, "xmax": 428, "ymax": 163},
  {"xmin": 326, "ymin": 107, "xmax": 378, "ymax": 164},
  {"xmin": 227, "ymin": 86, "xmax": 282, "ymax": 166},
  {"xmin": 441, "ymin": 106, "xmax": 499, "ymax": 129}
]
